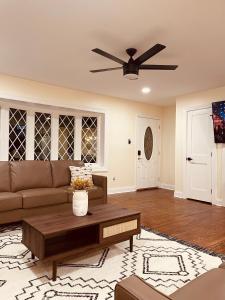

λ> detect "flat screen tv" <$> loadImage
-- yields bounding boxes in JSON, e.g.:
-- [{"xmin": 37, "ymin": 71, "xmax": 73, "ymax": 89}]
[{"xmin": 212, "ymin": 101, "xmax": 225, "ymax": 143}]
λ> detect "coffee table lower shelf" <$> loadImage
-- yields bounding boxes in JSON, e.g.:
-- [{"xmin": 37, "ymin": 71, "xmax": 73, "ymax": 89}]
[{"xmin": 30, "ymin": 235, "xmax": 134, "ymax": 281}]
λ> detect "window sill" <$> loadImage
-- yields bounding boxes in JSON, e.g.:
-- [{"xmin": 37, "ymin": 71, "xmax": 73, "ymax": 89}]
[
  {"xmin": 92, "ymin": 167, "xmax": 108, "ymax": 173},
  {"xmin": 84, "ymin": 163, "xmax": 107, "ymax": 173}
]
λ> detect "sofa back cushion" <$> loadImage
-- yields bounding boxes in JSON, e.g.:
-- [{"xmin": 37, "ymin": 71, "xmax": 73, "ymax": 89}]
[
  {"xmin": 10, "ymin": 160, "xmax": 53, "ymax": 192},
  {"xmin": 51, "ymin": 160, "xmax": 84, "ymax": 187},
  {"xmin": 0, "ymin": 161, "xmax": 11, "ymax": 192}
]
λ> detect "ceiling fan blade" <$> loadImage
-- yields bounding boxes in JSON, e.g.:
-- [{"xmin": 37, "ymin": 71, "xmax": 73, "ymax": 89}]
[
  {"xmin": 92, "ymin": 48, "xmax": 125, "ymax": 65},
  {"xmin": 134, "ymin": 44, "xmax": 166, "ymax": 65},
  {"xmin": 140, "ymin": 64, "xmax": 178, "ymax": 70},
  {"xmin": 90, "ymin": 67, "xmax": 122, "ymax": 73}
]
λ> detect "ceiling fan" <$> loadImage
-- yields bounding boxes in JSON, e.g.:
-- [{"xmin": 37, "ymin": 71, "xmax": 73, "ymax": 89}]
[{"xmin": 90, "ymin": 43, "xmax": 178, "ymax": 80}]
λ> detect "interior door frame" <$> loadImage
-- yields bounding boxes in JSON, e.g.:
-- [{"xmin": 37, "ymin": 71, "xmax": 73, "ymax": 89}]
[
  {"xmin": 135, "ymin": 114, "xmax": 161, "ymax": 190},
  {"xmin": 183, "ymin": 105, "xmax": 217, "ymax": 204}
]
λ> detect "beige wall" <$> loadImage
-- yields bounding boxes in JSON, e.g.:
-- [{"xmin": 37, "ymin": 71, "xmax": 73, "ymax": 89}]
[
  {"xmin": 161, "ymin": 105, "xmax": 176, "ymax": 187},
  {"xmin": 2, "ymin": 77, "xmax": 225, "ymax": 196},
  {"xmin": 175, "ymin": 85, "xmax": 225, "ymax": 200},
  {"xmin": 0, "ymin": 74, "xmax": 166, "ymax": 191}
]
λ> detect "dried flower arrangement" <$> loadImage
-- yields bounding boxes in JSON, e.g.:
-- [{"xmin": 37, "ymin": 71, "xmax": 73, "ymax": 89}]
[{"xmin": 71, "ymin": 177, "xmax": 91, "ymax": 191}]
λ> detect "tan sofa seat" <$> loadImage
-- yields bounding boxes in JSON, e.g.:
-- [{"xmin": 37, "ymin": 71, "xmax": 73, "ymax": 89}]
[
  {"xmin": 19, "ymin": 188, "xmax": 68, "ymax": 209},
  {"xmin": 0, "ymin": 192, "xmax": 22, "ymax": 212},
  {"xmin": 115, "ymin": 267, "xmax": 225, "ymax": 300},
  {"xmin": 115, "ymin": 275, "xmax": 170, "ymax": 300},
  {"xmin": 171, "ymin": 268, "xmax": 225, "ymax": 300},
  {"xmin": 59, "ymin": 186, "xmax": 104, "ymax": 202}
]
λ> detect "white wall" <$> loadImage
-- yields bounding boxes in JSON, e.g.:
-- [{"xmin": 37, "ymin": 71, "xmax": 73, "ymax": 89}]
[
  {"xmin": 175, "ymin": 86, "xmax": 225, "ymax": 203},
  {"xmin": 0, "ymin": 74, "xmax": 165, "ymax": 192}
]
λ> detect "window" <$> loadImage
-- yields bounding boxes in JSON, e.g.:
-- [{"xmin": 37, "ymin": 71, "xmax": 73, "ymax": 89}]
[
  {"xmin": 144, "ymin": 126, "xmax": 153, "ymax": 160},
  {"xmin": 9, "ymin": 108, "xmax": 27, "ymax": 161},
  {"xmin": 2, "ymin": 103, "xmax": 105, "ymax": 168},
  {"xmin": 58, "ymin": 115, "xmax": 75, "ymax": 160},
  {"xmin": 34, "ymin": 112, "xmax": 51, "ymax": 160},
  {"xmin": 81, "ymin": 116, "xmax": 97, "ymax": 163}
]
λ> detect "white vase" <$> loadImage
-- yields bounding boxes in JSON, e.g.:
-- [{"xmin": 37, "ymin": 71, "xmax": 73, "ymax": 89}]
[{"xmin": 72, "ymin": 190, "xmax": 88, "ymax": 216}]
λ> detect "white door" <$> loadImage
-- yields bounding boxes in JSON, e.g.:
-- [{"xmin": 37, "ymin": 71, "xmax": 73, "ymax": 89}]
[
  {"xmin": 136, "ymin": 117, "xmax": 160, "ymax": 189},
  {"xmin": 186, "ymin": 108, "xmax": 213, "ymax": 202}
]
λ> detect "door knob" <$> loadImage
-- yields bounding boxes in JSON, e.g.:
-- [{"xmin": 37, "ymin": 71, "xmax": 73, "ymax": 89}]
[{"xmin": 186, "ymin": 157, "xmax": 193, "ymax": 161}]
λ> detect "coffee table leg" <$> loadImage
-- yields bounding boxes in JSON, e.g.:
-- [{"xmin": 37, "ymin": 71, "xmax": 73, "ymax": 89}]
[
  {"xmin": 52, "ymin": 261, "xmax": 57, "ymax": 281},
  {"xmin": 130, "ymin": 236, "xmax": 133, "ymax": 252}
]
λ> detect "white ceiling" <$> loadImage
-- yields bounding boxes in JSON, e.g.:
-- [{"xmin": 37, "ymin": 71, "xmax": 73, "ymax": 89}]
[{"xmin": 0, "ymin": 0, "xmax": 225, "ymax": 106}]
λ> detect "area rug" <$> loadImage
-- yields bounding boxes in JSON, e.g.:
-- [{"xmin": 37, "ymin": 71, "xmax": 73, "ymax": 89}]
[{"xmin": 0, "ymin": 224, "xmax": 224, "ymax": 300}]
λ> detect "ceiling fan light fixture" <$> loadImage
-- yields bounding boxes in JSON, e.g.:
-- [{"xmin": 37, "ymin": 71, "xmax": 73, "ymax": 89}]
[
  {"xmin": 123, "ymin": 65, "xmax": 139, "ymax": 80},
  {"xmin": 124, "ymin": 72, "xmax": 139, "ymax": 80}
]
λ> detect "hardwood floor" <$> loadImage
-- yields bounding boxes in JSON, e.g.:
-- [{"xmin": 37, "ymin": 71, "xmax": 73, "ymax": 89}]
[{"xmin": 108, "ymin": 188, "xmax": 225, "ymax": 254}]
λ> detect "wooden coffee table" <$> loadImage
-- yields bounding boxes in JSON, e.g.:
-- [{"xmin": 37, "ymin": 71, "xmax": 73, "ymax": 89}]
[{"xmin": 22, "ymin": 204, "xmax": 141, "ymax": 281}]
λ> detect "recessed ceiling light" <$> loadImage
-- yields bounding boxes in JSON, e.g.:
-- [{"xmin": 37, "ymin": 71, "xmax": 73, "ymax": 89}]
[{"xmin": 142, "ymin": 87, "xmax": 151, "ymax": 94}]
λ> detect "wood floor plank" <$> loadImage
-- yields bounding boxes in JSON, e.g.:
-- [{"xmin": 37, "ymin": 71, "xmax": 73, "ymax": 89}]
[{"xmin": 108, "ymin": 188, "xmax": 225, "ymax": 254}]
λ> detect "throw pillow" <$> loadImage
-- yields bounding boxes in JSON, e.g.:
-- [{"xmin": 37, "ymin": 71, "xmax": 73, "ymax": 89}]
[{"xmin": 69, "ymin": 165, "xmax": 94, "ymax": 187}]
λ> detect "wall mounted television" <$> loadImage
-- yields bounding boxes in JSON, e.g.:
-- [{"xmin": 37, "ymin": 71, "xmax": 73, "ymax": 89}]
[{"xmin": 212, "ymin": 100, "xmax": 225, "ymax": 143}]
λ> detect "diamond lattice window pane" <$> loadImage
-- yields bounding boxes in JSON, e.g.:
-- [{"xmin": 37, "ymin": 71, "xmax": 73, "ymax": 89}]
[
  {"xmin": 9, "ymin": 108, "xmax": 27, "ymax": 161},
  {"xmin": 81, "ymin": 117, "xmax": 97, "ymax": 163},
  {"xmin": 34, "ymin": 112, "xmax": 51, "ymax": 160},
  {"xmin": 58, "ymin": 115, "xmax": 75, "ymax": 160}
]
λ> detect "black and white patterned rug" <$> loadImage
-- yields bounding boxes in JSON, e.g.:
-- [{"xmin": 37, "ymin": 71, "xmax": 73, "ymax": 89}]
[{"xmin": 0, "ymin": 224, "xmax": 224, "ymax": 299}]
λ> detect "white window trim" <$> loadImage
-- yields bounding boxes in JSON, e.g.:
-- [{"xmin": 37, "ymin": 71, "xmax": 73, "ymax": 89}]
[
  {"xmin": 0, "ymin": 99, "xmax": 108, "ymax": 172},
  {"xmin": 0, "ymin": 106, "xmax": 9, "ymax": 161},
  {"xmin": 51, "ymin": 112, "xmax": 59, "ymax": 160},
  {"xmin": 26, "ymin": 110, "xmax": 35, "ymax": 160}
]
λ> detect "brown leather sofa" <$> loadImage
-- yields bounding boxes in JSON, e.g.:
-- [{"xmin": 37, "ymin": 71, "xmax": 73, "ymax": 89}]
[
  {"xmin": 0, "ymin": 160, "xmax": 107, "ymax": 224},
  {"xmin": 115, "ymin": 262, "xmax": 225, "ymax": 300}
]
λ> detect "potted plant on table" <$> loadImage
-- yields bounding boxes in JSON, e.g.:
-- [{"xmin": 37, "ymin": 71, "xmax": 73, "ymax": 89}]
[{"xmin": 70, "ymin": 177, "xmax": 91, "ymax": 216}]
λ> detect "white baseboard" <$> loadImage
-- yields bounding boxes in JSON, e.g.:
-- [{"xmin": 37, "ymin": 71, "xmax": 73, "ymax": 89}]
[
  {"xmin": 159, "ymin": 183, "xmax": 175, "ymax": 190},
  {"xmin": 212, "ymin": 198, "xmax": 225, "ymax": 207},
  {"xmin": 109, "ymin": 184, "xmax": 175, "ymax": 194},
  {"xmin": 108, "ymin": 186, "xmax": 136, "ymax": 195},
  {"xmin": 174, "ymin": 190, "xmax": 184, "ymax": 198},
  {"xmin": 173, "ymin": 193, "xmax": 225, "ymax": 206}
]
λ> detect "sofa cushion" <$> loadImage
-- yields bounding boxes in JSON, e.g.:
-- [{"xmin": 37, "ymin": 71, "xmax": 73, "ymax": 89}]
[
  {"xmin": 59, "ymin": 185, "xmax": 104, "ymax": 202},
  {"xmin": 51, "ymin": 160, "xmax": 84, "ymax": 187},
  {"xmin": 0, "ymin": 192, "xmax": 22, "ymax": 212},
  {"xmin": 69, "ymin": 165, "xmax": 94, "ymax": 186},
  {"xmin": 171, "ymin": 268, "xmax": 225, "ymax": 300},
  {"xmin": 18, "ymin": 188, "xmax": 67, "ymax": 209},
  {"xmin": 0, "ymin": 162, "xmax": 11, "ymax": 192},
  {"xmin": 115, "ymin": 275, "xmax": 171, "ymax": 300},
  {"xmin": 10, "ymin": 160, "xmax": 53, "ymax": 192}
]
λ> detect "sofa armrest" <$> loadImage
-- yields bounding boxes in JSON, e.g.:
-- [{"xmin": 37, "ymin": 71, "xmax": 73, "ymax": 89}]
[
  {"xmin": 219, "ymin": 261, "xmax": 225, "ymax": 269},
  {"xmin": 115, "ymin": 275, "xmax": 172, "ymax": 300},
  {"xmin": 92, "ymin": 175, "xmax": 107, "ymax": 203}
]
